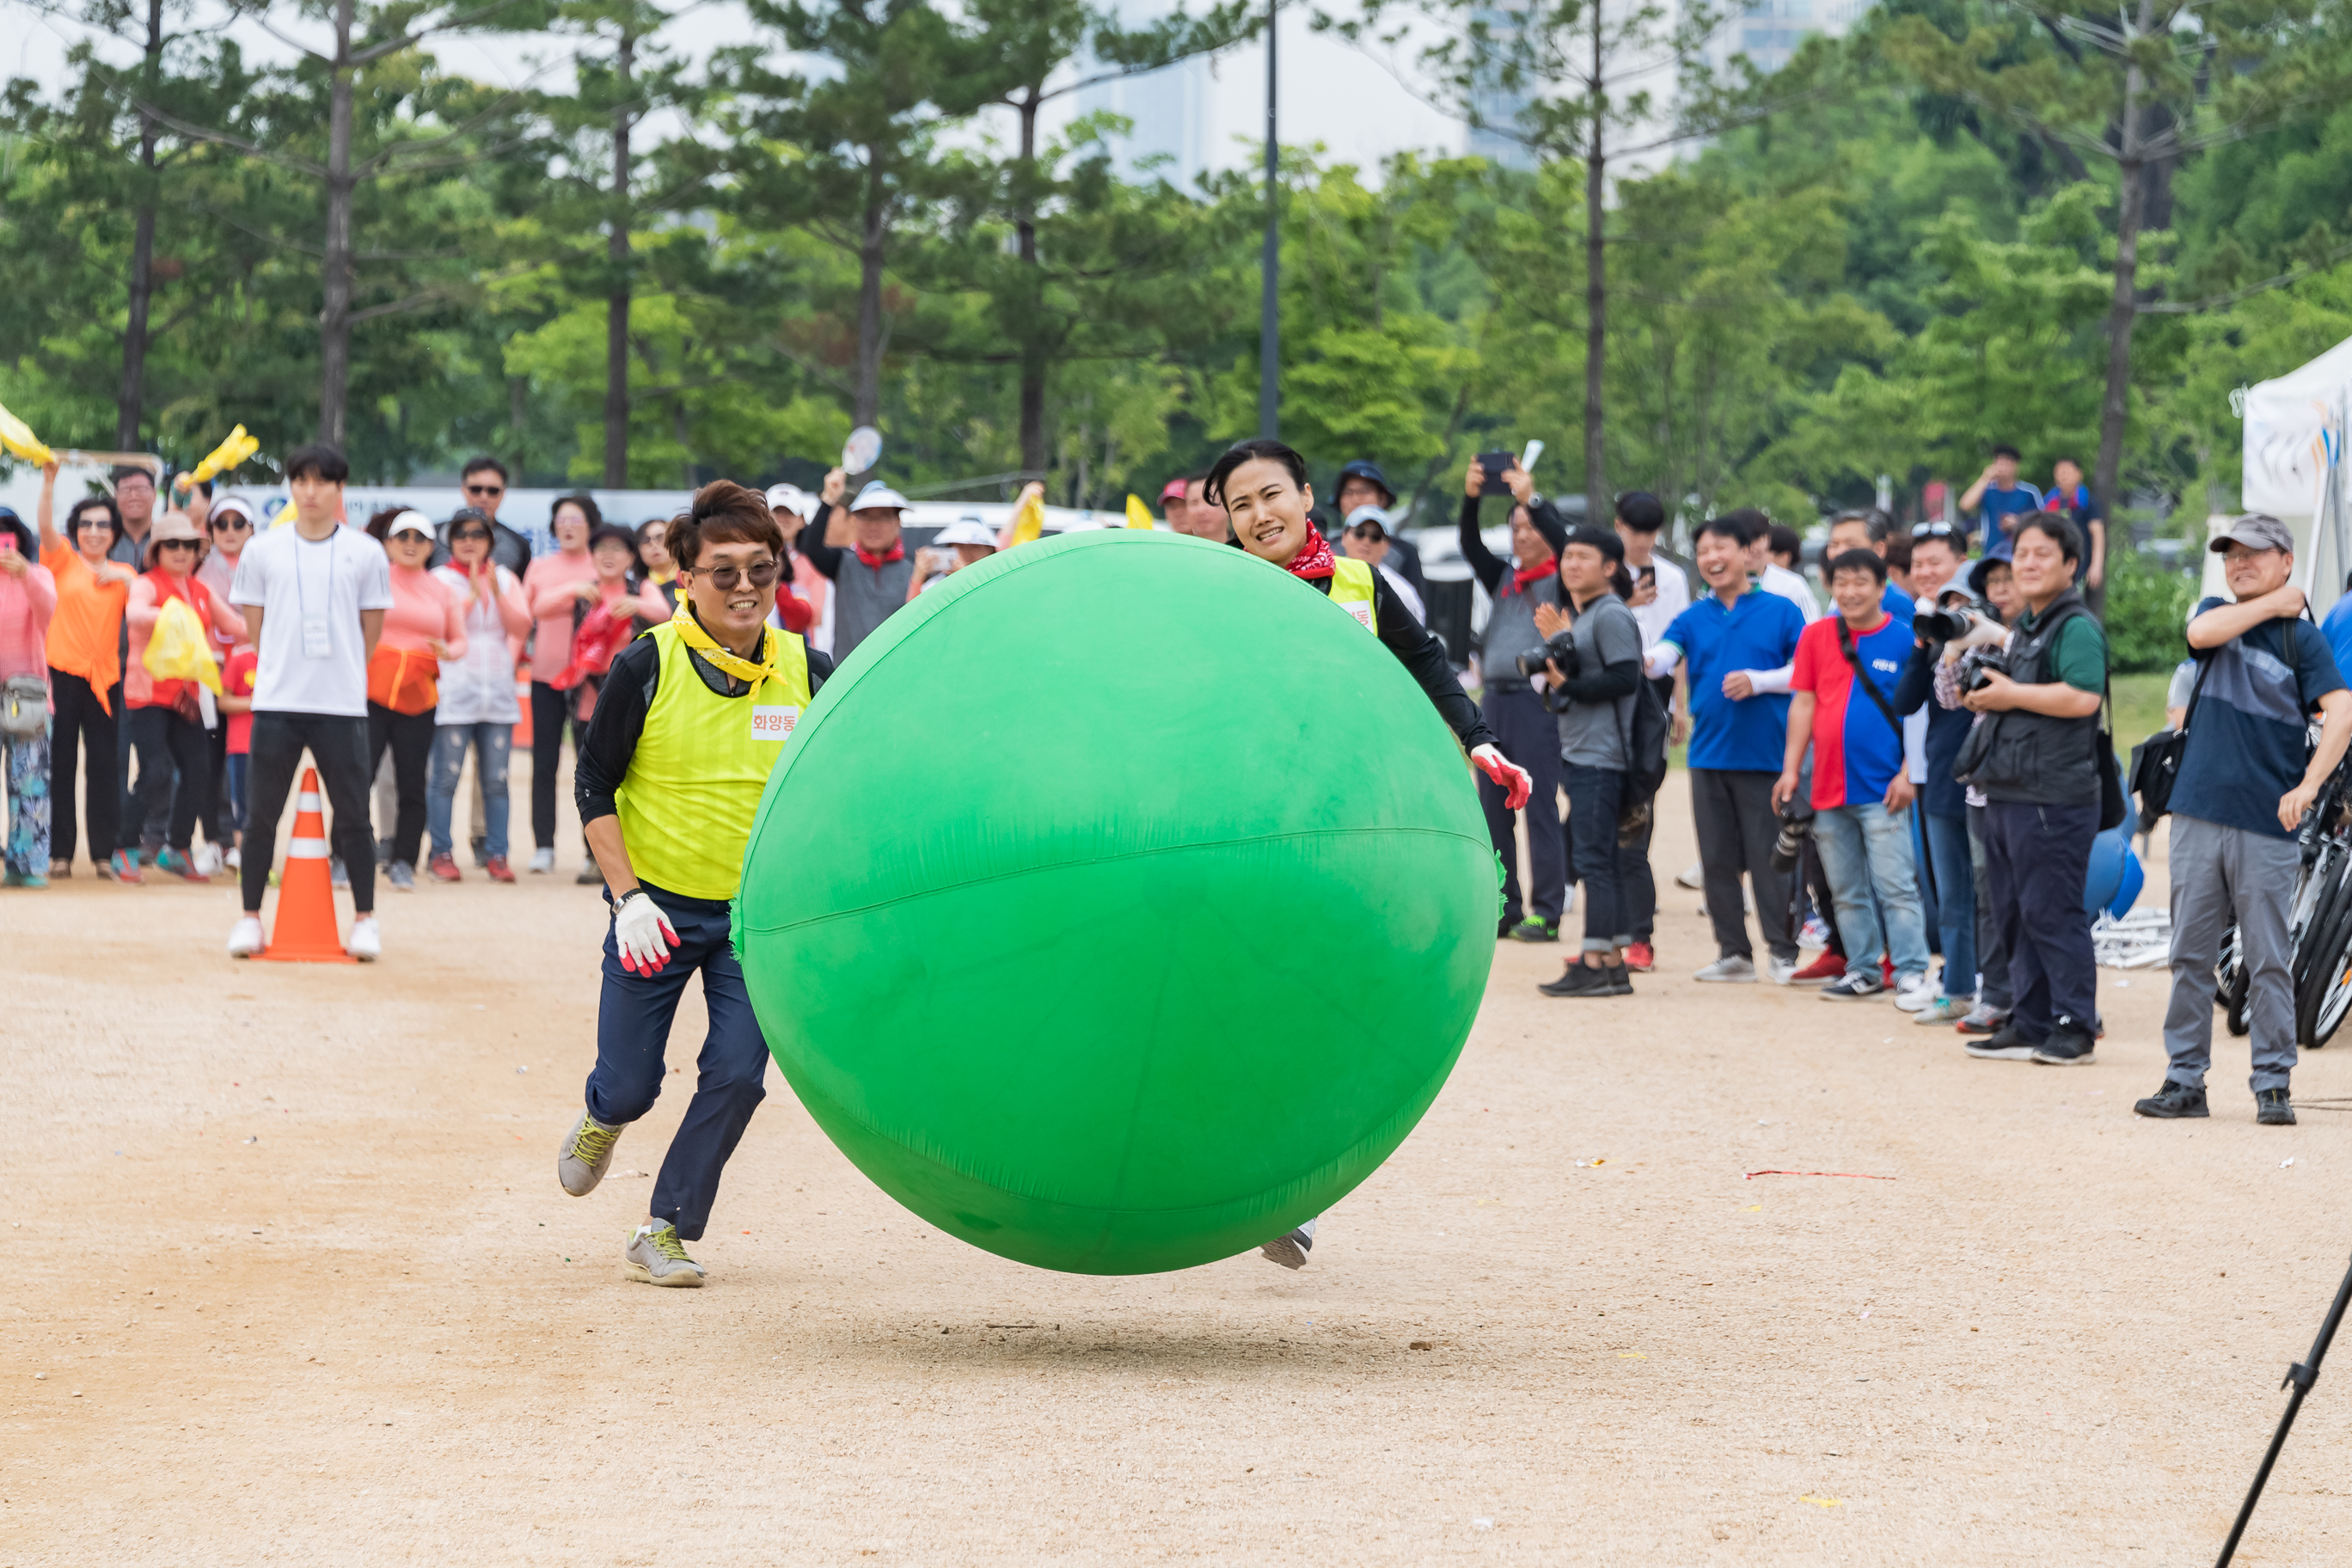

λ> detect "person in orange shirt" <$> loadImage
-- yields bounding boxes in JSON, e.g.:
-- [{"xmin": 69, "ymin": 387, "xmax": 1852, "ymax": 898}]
[
  {"xmin": 33, "ymin": 463, "xmax": 137, "ymax": 878},
  {"xmin": 120, "ymin": 511, "xmax": 248, "ymax": 882},
  {"xmin": 364, "ymin": 510, "xmax": 467, "ymax": 892}
]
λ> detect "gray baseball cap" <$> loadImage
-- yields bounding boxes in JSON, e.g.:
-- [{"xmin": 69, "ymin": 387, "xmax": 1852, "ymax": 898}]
[{"xmin": 2210, "ymin": 513, "xmax": 2294, "ymax": 554}]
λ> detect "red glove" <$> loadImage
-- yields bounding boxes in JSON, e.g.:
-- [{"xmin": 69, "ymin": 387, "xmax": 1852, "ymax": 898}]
[{"xmin": 1471, "ymin": 744, "xmax": 1532, "ymax": 811}]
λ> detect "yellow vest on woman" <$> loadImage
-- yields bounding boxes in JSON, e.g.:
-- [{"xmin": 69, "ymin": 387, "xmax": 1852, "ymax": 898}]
[
  {"xmin": 614, "ymin": 619, "xmax": 811, "ymax": 900},
  {"xmin": 1326, "ymin": 556, "xmax": 1378, "ymax": 633}
]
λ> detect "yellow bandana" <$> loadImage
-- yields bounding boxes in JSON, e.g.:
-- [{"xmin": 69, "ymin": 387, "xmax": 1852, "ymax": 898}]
[{"xmin": 671, "ymin": 607, "xmax": 777, "ymax": 690}]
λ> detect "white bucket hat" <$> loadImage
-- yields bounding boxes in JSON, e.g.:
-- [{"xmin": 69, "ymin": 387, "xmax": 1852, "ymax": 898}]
[{"xmin": 850, "ymin": 481, "xmax": 910, "ymax": 514}]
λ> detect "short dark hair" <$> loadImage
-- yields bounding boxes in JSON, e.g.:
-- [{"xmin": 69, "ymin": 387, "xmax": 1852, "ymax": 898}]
[
  {"xmin": 2014, "ymin": 510, "xmax": 2083, "ymax": 565},
  {"xmin": 1559, "ymin": 524, "xmax": 1626, "ymax": 565},
  {"xmin": 1205, "ymin": 438, "xmax": 1308, "ymax": 509},
  {"xmin": 670, "ymin": 481, "xmax": 785, "ymax": 571},
  {"xmin": 2053, "ymin": 455, "xmax": 2082, "ymax": 470},
  {"xmin": 1694, "ymin": 513, "xmax": 1754, "ymax": 548},
  {"xmin": 1614, "ymin": 491, "xmax": 1665, "ymax": 533},
  {"xmin": 1884, "ymin": 535, "xmax": 1913, "ymax": 572},
  {"xmin": 587, "ymin": 522, "xmax": 640, "ymax": 563},
  {"xmin": 1992, "ymin": 443, "xmax": 2022, "ymax": 461},
  {"xmin": 113, "ymin": 465, "xmax": 155, "ymax": 488},
  {"xmin": 186, "ymin": 478, "xmax": 212, "ymax": 498},
  {"xmin": 1909, "ymin": 525, "xmax": 1964, "ymax": 560},
  {"xmin": 1828, "ymin": 547, "xmax": 1888, "ymax": 585},
  {"xmin": 635, "ymin": 518, "xmax": 669, "ymax": 552},
  {"xmin": 284, "ymin": 444, "xmax": 349, "ymax": 484},
  {"xmin": 1830, "ymin": 508, "xmax": 1889, "ymax": 545},
  {"xmin": 1764, "ymin": 522, "xmax": 1803, "ymax": 564},
  {"xmin": 68, "ymin": 494, "xmax": 122, "ymax": 543},
  {"xmin": 461, "ymin": 455, "xmax": 509, "ymax": 483},
  {"xmin": 551, "ymin": 493, "xmax": 603, "ymax": 531}
]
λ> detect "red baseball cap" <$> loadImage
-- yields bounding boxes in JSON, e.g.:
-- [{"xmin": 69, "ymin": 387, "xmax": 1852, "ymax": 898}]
[{"xmin": 1160, "ymin": 478, "xmax": 1189, "ymax": 501}]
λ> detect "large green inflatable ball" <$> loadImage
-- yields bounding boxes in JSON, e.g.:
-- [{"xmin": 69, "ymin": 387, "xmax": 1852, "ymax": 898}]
[{"xmin": 733, "ymin": 529, "xmax": 1494, "ymax": 1274}]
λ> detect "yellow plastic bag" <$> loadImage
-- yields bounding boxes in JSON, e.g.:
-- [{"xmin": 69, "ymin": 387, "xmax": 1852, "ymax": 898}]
[
  {"xmin": 1008, "ymin": 487, "xmax": 1045, "ymax": 546},
  {"xmin": 1124, "ymin": 493, "xmax": 1155, "ymax": 530},
  {"xmin": 144, "ymin": 597, "xmax": 224, "ymax": 693},
  {"xmin": 0, "ymin": 402, "xmax": 54, "ymax": 467},
  {"xmin": 176, "ymin": 424, "xmax": 258, "ymax": 490}
]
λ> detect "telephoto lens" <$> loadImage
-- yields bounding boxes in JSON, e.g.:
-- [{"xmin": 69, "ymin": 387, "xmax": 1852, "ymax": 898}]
[
  {"xmin": 1769, "ymin": 800, "xmax": 1815, "ymax": 873},
  {"xmin": 1514, "ymin": 632, "xmax": 1579, "ymax": 681}
]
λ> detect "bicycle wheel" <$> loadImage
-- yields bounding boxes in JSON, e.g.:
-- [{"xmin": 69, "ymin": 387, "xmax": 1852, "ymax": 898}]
[
  {"xmin": 2220, "ymin": 924, "xmax": 2251, "ymax": 1038},
  {"xmin": 2300, "ymin": 891, "xmax": 2352, "ymax": 1048},
  {"xmin": 2293, "ymin": 850, "xmax": 2352, "ymax": 1045}
]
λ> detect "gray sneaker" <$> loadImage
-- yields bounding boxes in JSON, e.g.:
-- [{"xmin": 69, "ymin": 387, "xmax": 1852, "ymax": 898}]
[
  {"xmin": 1694, "ymin": 954, "xmax": 1757, "ymax": 983},
  {"xmin": 386, "ymin": 860, "xmax": 417, "ymax": 892},
  {"xmin": 558, "ymin": 1111, "xmax": 625, "ymax": 1197},
  {"xmin": 625, "ymin": 1221, "xmax": 706, "ymax": 1287}
]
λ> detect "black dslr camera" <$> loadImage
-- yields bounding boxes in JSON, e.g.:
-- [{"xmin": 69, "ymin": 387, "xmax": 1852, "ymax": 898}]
[
  {"xmin": 1960, "ymin": 646, "xmax": 2011, "ymax": 694},
  {"xmin": 1515, "ymin": 632, "xmax": 1579, "ymax": 681},
  {"xmin": 1769, "ymin": 799, "xmax": 1816, "ymax": 873}
]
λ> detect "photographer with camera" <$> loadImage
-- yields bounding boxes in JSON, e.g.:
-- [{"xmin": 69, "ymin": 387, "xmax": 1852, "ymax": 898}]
[
  {"xmin": 1773, "ymin": 549, "xmax": 1933, "ymax": 1005},
  {"xmin": 1532, "ymin": 528, "xmax": 1646, "ymax": 998},
  {"xmin": 1957, "ymin": 513, "xmax": 2109, "ymax": 1064},
  {"xmin": 1645, "ymin": 513, "xmax": 1806, "ymax": 983},
  {"xmin": 2136, "ymin": 516, "xmax": 2352, "ymax": 1124},
  {"xmin": 1458, "ymin": 459, "xmax": 1573, "ymax": 942},
  {"xmin": 1890, "ymin": 523, "xmax": 1991, "ymax": 1026}
]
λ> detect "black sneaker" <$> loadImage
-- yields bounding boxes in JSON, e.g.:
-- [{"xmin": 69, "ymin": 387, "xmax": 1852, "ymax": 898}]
[
  {"xmin": 1965, "ymin": 1026, "xmax": 2039, "ymax": 1061},
  {"xmin": 2257, "ymin": 1088, "xmax": 2297, "ymax": 1126},
  {"xmin": 2133, "ymin": 1081, "xmax": 2209, "ymax": 1118},
  {"xmin": 2031, "ymin": 1018, "xmax": 2097, "ymax": 1065},
  {"xmin": 1498, "ymin": 915, "xmax": 1516, "ymax": 939},
  {"xmin": 1540, "ymin": 963, "xmax": 1620, "ymax": 998},
  {"xmin": 1506, "ymin": 919, "xmax": 1560, "ymax": 943},
  {"xmin": 1819, "ymin": 971, "xmax": 1884, "ymax": 1001},
  {"xmin": 1602, "ymin": 962, "xmax": 1633, "ymax": 995}
]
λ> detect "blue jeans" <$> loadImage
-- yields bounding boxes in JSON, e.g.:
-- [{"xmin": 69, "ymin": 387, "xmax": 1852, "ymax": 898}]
[
  {"xmin": 1813, "ymin": 799, "xmax": 1930, "ymax": 985},
  {"xmin": 1920, "ymin": 810, "xmax": 1977, "ymax": 999},
  {"xmin": 1562, "ymin": 764, "xmax": 1627, "ymax": 952},
  {"xmin": 583, "ymin": 882, "xmax": 770, "ymax": 1241},
  {"xmin": 427, "ymin": 722, "xmax": 511, "ymax": 860}
]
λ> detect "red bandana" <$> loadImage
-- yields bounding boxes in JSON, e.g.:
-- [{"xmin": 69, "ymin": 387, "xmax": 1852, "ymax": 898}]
[
  {"xmin": 1283, "ymin": 528, "xmax": 1336, "ymax": 580},
  {"xmin": 1504, "ymin": 555, "xmax": 1557, "ymax": 597},
  {"xmin": 854, "ymin": 542, "xmax": 905, "ymax": 569}
]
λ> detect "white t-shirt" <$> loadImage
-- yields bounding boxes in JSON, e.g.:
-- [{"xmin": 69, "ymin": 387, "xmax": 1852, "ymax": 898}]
[
  {"xmin": 1627, "ymin": 552, "xmax": 1692, "ymax": 650},
  {"xmin": 1761, "ymin": 562, "xmax": 1822, "ymax": 622},
  {"xmin": 231, "ymin": 524, "xmax": 394, "ymax": 717}
]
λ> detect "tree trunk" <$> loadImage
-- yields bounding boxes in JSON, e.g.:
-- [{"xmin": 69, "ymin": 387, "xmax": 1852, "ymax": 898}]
[
  {"xmin": 1016, "ymin": 90, "xmax": 1046, "ymax": 477},
  {"xmin": 2092, "ymin": 1, "xmax": 2152, "ymax": 549},
  {"xmin": 114, "ymin": 0, "xmax": 165, "ymax": 450},
  {"xmin": 852, "ymin": 156, "xmax": 886, "ymax": 435},
  {"xmin": 1582, "ymin": 4, "xmax": 1606, "ymax": 527},
  {"xmin": 603, "ymin": 32, "xmax": 634, "ymax": 489},
  {"xmin": 317, "ymin": 0, "xmax": 358, "ymax": 446}
]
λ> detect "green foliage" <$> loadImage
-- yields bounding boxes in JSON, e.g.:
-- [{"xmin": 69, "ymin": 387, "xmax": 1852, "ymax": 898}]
[{"xmin": 2103, "ymin": 549, "xmax": 2198, "ymax": 674}]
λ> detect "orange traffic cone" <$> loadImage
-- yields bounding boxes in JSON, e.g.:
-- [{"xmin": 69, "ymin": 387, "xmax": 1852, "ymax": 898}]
[{"xmin": 260, "ymin": 766, "xmax": 354, "ymax": 964}]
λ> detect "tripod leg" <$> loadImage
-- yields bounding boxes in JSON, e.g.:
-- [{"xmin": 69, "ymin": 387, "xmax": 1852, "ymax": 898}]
[{"xmin": 2216, "ymin": 1253, "xmax": 2352, "ymax": 1567}]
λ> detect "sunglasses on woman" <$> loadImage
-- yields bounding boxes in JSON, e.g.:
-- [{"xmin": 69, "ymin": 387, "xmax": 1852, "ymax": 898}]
[
  {"xmin": 212, "ymin": 517, "xmax": 253, "ymax": 532},
  {"xmin": 450, "ymin": 528, "xmax": 493, "ymax": 544},
  {"xmin": 687, "ymin": 560, "xmax": 781, "ymax": 590},
  {"xmin": 159, "ymin": 539, "xmax": 200, "ymax": 553}
]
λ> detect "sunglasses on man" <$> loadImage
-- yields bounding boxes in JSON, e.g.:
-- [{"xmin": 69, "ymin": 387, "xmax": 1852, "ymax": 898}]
[
  {"xmin": 683, "ymin": 560, "xmax": 781, "ymax": 590},
  {"xmin": 464, "ymin": 482, "xmax": 504, "ymax": 498}
]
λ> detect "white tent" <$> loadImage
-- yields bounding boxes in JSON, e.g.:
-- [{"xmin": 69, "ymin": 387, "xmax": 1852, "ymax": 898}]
[{"xmin": 2239, "ymin": 334, "xmax": 2352, "ymax": 614}]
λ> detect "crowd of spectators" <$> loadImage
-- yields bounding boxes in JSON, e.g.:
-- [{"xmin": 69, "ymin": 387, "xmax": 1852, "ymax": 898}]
[{"xmin": 0, "ymin": 434, "xmax": 2338, "ymax": 1126}]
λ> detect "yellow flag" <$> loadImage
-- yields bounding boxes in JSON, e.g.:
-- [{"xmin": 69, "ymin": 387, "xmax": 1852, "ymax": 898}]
[
  {"xmin": 0, "ymin": 403, "xmax": 54, "ymax": 468},
  {"xmin": 1008, "ymin": 489, "xmax": 1045, "ymax": 546},
  {"xmin": 1124, "ymin": 493, "xmax": 1155, "ymax": 530},
  {"xmin": 177, "ymin": 425, "xmax": 260, "ymax": 489},
  {"xmin": 268, "ymin": 499, "xmax": 299, "ymax": 530}
]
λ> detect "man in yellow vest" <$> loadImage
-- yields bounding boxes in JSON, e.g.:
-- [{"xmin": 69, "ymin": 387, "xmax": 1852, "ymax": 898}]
[
  {"xmin": 554, "ymin": 481, "xmax": 830, "ymax": 1287},
  {"xmin": 1207, "ymin": 437, "xmax": 1534, "ymax": 1268}
]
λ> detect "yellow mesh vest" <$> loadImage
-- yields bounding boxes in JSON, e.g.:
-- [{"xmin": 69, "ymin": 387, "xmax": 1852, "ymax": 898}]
[
  {"xmin": 613, "ymin": 621, "xmax": 811, "ymax": 901},
  {"xmin": 1327, "ymin": 557, "xmax": 1379, "ymax": 634}
]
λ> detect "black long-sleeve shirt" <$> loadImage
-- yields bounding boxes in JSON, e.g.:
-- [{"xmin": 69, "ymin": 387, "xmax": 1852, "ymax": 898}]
[
  {"xmin": 794, "ymin": 503, "xmax": 846, "ymax": 579},
  {"xmin": 1456, "ymin": 493, "xmax": 1571, "ymax": 596},
  {"xmin": 1309, "ymin": 569, "xmax": 1498, "ymax": 753},
  {"xmin": 575, "ymin": 626, "xmax": 835, "ymax": 828}
]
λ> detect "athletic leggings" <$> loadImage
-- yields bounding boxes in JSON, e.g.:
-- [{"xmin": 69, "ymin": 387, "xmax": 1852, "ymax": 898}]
[
  {"xmin": 530, "ymin": 679, "xmax": 590, "ymax": 850},
  {"xmin": 46, "ymin": 668, "xmax": 120, "ymax": 866}
]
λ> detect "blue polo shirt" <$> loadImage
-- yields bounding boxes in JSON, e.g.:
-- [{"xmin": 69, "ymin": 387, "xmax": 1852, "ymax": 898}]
[
  {"xmin": 2173, "ymin": 599, "xmax": 2344, "ymax": 840},
  {"xmin": 1973, "ymin": 482, "xmax": 2044, "ymax": 561},
  {"xmin": 1661, "ymin": 588, "xmax": 1807, "ymax": 771}
]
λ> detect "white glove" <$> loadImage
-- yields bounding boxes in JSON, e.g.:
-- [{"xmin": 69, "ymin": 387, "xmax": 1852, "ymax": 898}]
[
  {"xmin": 1471, "ymin": 744, "xmax": 1533, "ymax": 811},
  {"xmin": 613, "ymin": 890, "xmax": 679, "ymax": 976},
  {"xmin": 1949, "ymin": 615, "xmax": 2012, "ymax": 655}
]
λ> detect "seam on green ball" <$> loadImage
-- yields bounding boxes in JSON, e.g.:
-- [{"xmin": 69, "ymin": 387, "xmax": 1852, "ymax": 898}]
[{"xmin": 737, "ymin": 824, "xmax": 1492, "ymax": 936}]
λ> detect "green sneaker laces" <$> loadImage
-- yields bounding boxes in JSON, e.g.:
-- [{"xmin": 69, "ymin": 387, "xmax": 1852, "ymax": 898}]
[
  {"xmin": 569, "ymin": 1120, "xmax": 620, "ymax": 1167},
  {"xmin": 646, "ymin": 1226, "xmax": 693, "ymax": 1263}
]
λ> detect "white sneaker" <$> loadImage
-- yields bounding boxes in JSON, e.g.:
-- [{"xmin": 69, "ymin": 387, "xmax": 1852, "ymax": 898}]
[
  {"xmin": 1767, "ymin": 955, "xmax": 1799, "ymax": 985},
  {"xmin": 192, "ymin": 842, "xmax": 224, "ymax": 878},
  {"xmin": 625, "ymin": 1222, "xmax": 707, "ymax": 1287},
  {"xmin": 1693, "ymin": 955, "xmax": 1757, "ymax": 983},
  {"xmin": 224, "ymin": 846, "xmax": 242, "ymax": 871},
  {"xmin": 226, "ymin": 916, "xmax": 264, "ymax": 959},
  {"xmin": 1675, "ymin": 860, "xmax": 1706, "ymax": 891},
  {"xmin": 1893, "ymin": 975, "xmax": 1937, "ymax": 1012},
  {"xmin": 346, "ymin": 914, "xmax": 382, "ymax": 962},
  {"xmin": 529, "ymin": 848, "xmax": 554, "ymax": 875}
]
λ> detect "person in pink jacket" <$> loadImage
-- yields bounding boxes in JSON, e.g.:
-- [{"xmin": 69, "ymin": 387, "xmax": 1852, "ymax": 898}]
[
  {"xmin": 521, "ymin": 493, "xmax": 603, "ymax": 875},
  {"xmin": 0, "ymin": 504, "xmax": 58, "ymax": 886},
  {"xmin": 364, "ymin": 510, "xmax": 467, "ymax": 891}
]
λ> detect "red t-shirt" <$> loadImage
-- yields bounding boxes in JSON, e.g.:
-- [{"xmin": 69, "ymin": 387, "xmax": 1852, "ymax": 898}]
[{"xmin": 223, "ymin": 646, "xmax": 259, "ymax": 754}]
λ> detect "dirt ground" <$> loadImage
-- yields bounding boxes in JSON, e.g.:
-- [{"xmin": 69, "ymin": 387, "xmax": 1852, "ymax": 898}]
[{"xmin": 7, "ymin": 761, "xmax": 2352, "ymax": 1566}]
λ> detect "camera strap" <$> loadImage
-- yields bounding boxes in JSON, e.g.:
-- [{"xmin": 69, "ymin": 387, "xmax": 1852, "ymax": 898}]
[{"xmin": 1835, "ymin": 618, "xmax": 1906, "ymax": 737}]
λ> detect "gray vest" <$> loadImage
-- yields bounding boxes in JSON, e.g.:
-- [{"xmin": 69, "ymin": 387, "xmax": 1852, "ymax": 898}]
[
  {"xmin": 1482, "ymin": 573, "xmax": 1559, "ymax": 691},
  {"xmin": 1974, "ymin": 591, "xmax": 2102, "ymax": 805},
  {"xmin": 831, "ymin": 553, "xmax": 915, "ymax": 662}
]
